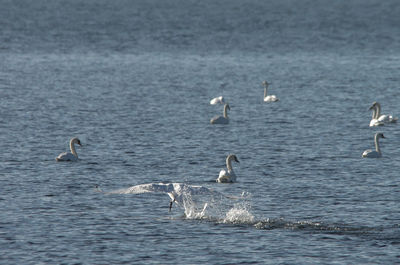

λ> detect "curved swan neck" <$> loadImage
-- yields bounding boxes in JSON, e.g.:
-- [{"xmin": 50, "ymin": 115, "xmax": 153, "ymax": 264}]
[
  {"xmin": 70, "ymin": 139, "xmax": 78, "ymax": 157},
  {"xmin": 263, "ymin": 83, "xmax": 268, "ymax": 98},
  {"xmin": 223, "ymin": 105, "xmax": 229, "ymax": 118},
  {"xmin": 375, "ymin": 103, "xmax": 381, "ymax": 118},
  {"xmin": 226, "ymin": 156, "xmax": 233, "ymax": 171},
  {"xmin": 371, "ymin": 107, "xmax": 376, "ymax": 119},
  {"xmin": 374, "ymin": 134, "xmax": 381, "ymax": 153}
]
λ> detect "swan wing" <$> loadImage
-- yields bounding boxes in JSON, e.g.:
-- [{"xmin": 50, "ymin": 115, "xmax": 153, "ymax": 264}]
[
  {"xmin": 56, "ymin": 152, "xmax": 77, "ymax": 161},
  {"xmin": 108, "ymin": 183, "xmax": 215, "ymax": 197},
  {"xmin": 369, "ymin": 119, "xmax": 384, "ymax": 127},
  {"xmin": 210, "ymin": 96, "xmax": 225, "ymax": 105},
  {"xmin": 210, "ymin": 116, "xmax": 229, "ymax": 124},
  {"xmin": 362, "ymin": 150, "xmax": 381, "ymax": 158},
  {"xmin": 362, "ymin": 149, "xmax": 372, "ymax": 157},
  {"xmin": 108, "ymin": 183, "xmax": 175, "ymax": 195},
  {"xmin": 217, "ymin": 169, "xmax": 233, "ymax": 183},
  {"xmin": 264, "ymin": 95, "xmax": 279, "ymax": 102}
]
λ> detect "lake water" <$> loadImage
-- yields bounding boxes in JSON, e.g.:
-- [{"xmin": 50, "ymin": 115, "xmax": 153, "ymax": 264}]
[{"xmin": 1, "ymin": 0, "xmax": 400, "ymax": 264}]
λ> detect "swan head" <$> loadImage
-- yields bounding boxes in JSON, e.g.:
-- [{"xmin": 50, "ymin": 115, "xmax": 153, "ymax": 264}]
[
  {"xmin": 225, "ymin": 104, "xmax": 230, "ymax": 111},
  {"xmin": 228, "ymin": 154, "xmax": 239, "ymax": 163},
  {"xmin": 369, "ymin": 102, "xmax": 378, "ymax": 110},
  {"xmin": 262, "ymin": 81, "xmax": 269, "ymax": 87},
  {"xmin": 376, "ymin": 132, "xmax": 385, "ymax": 139},
  {"xmin": 72, "ymin": 137, "xmax": 82, "ymax": 146}
]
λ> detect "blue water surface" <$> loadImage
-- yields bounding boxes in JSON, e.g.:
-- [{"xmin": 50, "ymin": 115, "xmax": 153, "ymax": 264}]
[{"xmin": 1, "ymin": 0, "xmax": 400, "ymax": 264}]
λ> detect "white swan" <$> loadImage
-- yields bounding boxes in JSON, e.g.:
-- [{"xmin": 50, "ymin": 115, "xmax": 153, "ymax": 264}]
[
  {"xmin": 56, "ymin": 137, "xmax": 82, "ymax": 162},
  {"xmin": 210, "ymin": 96, "xmax": 225, "ymax": 105},
  {"xmin": 362, "ymin": 132, "xmax": 385, "ymax": 158},
  {"xmin": 210, "ymin": 104, "xmax": 230, "ymax": 124},
  {"xmin": 369, "ymin": 105, "xmax": 384, "ymax": 127},
  {"xmin": 217, "ymin": 154, "xmax": 240, "ymax": 183},
  {"xmin": 263, "ymin": 81, "xmax": 279, "ymax": 102},
  {"xmin": 370, "ymin": 102, "xmax": 398, "ymax": 124},
  {"xmin": 107, "ymin": 183, "xmax": 216, "ymax": 211}
]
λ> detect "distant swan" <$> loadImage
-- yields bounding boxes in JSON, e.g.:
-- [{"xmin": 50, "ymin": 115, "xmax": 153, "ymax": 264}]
[
  {"xmin": 362, "ymin": 132, "xmax": 385, "ymax": 158},
  {"xmin": 370, "ymin": 102, "xmax": 398, "ymax": 124},
  {"xmin": 56, "ymin": 137, "xmax": 82, "ymax": 162},
  {"xmin": 107, "ymin": 183, "xmax": 216, "ymax": 211},
  {"xmin": 263, "ymin": 81, "xmax": 279, "ymax": 102},
  {"xmin": 369, "ymin": 105, "xmax": 384, "ymax": 127},
  {"xmin": 210, "ymin": 104, "xmax": 230, "ymax": 124},
  {"xmin": 210, "ymin": 96, "xmax": 225, "ymax": 105},
  {"xmin": 217, "ymin": 154, "xmax": 240, "ymax": 183}
]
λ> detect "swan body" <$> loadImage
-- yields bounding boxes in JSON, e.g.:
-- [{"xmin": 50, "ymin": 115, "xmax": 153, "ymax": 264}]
[
  {"xmin": 263, "ymin": 81, "xmax": 279, "ymax": 102},
  {"xmin": 56, "ymin": 137, "xmax": 82, "ymax": 162},
  {"xmin": 210, "ymin": 96, "xmax": 225, "ymax": 105},
  {"xmin": 217, "ymin": 154, "xmax": 240, "ymax": 183},
  {"xmin": 370, "ymin": 102, "xmax": 398, "ymax": 124},
  {"xmin": 108, "ymin": 183, "xmax": 216, "ymax": 211},
  {"xmin": 211, "ymin": 104, "xmax": 230, "ymax": 124},
  {"xmin": 362, "ymin": 132, "xmax": 385, "ymax": 158}
]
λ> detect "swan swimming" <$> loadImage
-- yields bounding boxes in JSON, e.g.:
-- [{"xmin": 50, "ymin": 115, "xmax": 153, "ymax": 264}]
[
  {"xmin": 217, "ymin": 154, "xmax": 240, "ymax": 183},
  {"xmin": 263, "ymin": 81, "xmax": 279, "ymax": 102},
  {"xmin": 370, "ymin": 102, "xmax": 398, "ymax": 124},
  {"xmin": 56, "ymin": 137, "xmax": 82, "ymax": 162},
  {"xmin": 107, "ymin": 183, "xmax": 216, "ymax": 211},
  {"xmin": 210, "ymin": 104, "xmax": 230, "ymax": 124},
  {"xmin": 369, "ymin": 105, "xmax": 384, "ymax": 127},
  {"xmin": 362, "ymin": 132, "xmax": 385, "ymax": 158},
  {"xmin": 210, "ymin": 96, "xmax": 225, "ymax": 105}
]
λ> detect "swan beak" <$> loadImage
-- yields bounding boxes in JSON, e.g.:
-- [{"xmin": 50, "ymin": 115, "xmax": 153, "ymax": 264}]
[{"xmin": 368, "ymin": 106, "xmax": 374, "ymax": 110}]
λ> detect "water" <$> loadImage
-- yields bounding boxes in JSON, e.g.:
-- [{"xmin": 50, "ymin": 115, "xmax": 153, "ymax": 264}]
[{"xmin": 1, "ymin": 0, "xmax": 400, "ymax": 264}]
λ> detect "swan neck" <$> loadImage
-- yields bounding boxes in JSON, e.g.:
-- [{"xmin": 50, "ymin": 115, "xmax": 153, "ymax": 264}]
[
  {"xmin": 374, "ymin": 134, "xmax": 381, "ymax": 153},
  {"xmin": 226, "ymin": 156, "xmax": 233, "ymax": 171},
  {"xmin": 371, "ymin": 107, "xmax": 376, "ymax": 119},
  {"xmin": 264, "ymin": 87, "xmax": 267, "ymax": 98},
  {"xmin": 223, "ymin": 105, "xmax": 229, "ymax": 118},
  {"xmin": 375, "ymin": 103, "xmax": 381, "ymax": 118},
  {"xmin": 70, "ymin": 139, "xmax": 78, "ymax": 157}
]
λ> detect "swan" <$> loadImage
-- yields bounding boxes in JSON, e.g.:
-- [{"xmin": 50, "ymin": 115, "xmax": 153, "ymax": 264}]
[
  {"xmin": 56, "ymin": 137, "xmax": 82, "ymax": 162},
  {"xmin": 362, "ymin": 132, "xmax": 385, "ymax": 158},
  {"xmin": 263, "ymin": 81, "xmax": 279, "ymax": 102},
  {"xmin": 369, "ymin": 105, "xmax": 384, "ymax": 127},
  {"xmin": 210, "ymin": 104, "xmax": 230, "ymax": 124},
  {"xmin": 217, "ymin": 154, "xmax": 240, "ymax": 183},
  {"xmin": 370, "ymin": 102, "xmax": 398, "ymax": 124},
  {"xmin": 107, "ymin": 183, "xmax": 217, "ymax": 211},
  {"xmin": 210, "ymin": 96, "xmax": 225, "ymax": 105}
]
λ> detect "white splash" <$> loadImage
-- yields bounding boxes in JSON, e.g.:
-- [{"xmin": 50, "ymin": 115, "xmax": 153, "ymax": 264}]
[
  {"xmin": 223, "ymin": 203, "xmax": 254, "ymax": 224},
  {"xmin": 106, "ymin": 182, "xmax": 253, "ymax": 222}
]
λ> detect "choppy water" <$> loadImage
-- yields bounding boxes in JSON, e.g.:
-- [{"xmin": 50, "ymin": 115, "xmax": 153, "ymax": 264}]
[{"xmin": 1, "ymin": 0, "xmax": 400, "ymax": 264}]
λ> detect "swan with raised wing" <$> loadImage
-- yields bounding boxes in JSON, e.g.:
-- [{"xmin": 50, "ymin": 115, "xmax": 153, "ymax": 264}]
[
  {"xmin": 56, "ymin": 137, "xmax": 82, "ymax": 162},
  {"xmin": 362, "ymin": 132, "xmax": 385, "ymax": 158},
  {"xmin": 107, "ymin": 183, "xmax": 215, "ymax": 211},
  {"xmin": 370, "ymin": 102, "xmax": 398, "ymax": 124},
  {"xmin": 210, "ymin": 96, "xmax": 225, "ymax": 105},
  {"xmin": 217, "ymin": 154, "xmax": 240, "ymax": 183},
  {"xmin": 263, "ymin": 81, "xmax": 279, "ymax": 102},
  {"xmin": 211, "ymin": 104, "xmax": 230, "ymax": 124}
]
